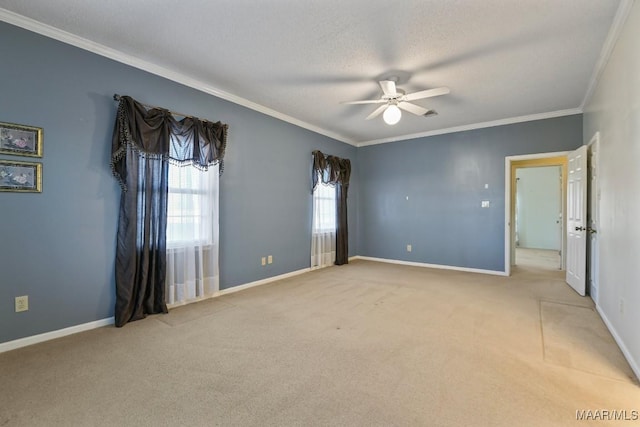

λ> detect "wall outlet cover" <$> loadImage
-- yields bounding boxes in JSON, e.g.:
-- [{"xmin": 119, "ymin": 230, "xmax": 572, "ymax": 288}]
[{"xmin": 15, "ymin": 295, "xmax": 29, "ymax": 312}]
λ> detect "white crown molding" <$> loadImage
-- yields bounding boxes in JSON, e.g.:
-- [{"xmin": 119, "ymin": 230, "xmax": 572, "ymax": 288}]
[
  {"xmin": 0, "ymin": 8, "xmax": 357, "ymax": 147},
  {"xmin": 580, "ymin": 0, "xmax": 635, "ymax": 110},
  {"xmin": 0, "ymin": 6, "xmax": 614, "ymax": 149},
  {"xmin": 356, "ymin": 108, "xmax": 583, "ymax": 147}
]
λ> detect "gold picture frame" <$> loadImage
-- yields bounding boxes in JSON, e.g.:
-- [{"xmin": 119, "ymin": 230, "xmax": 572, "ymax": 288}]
[
  {"xmin": 0, "ymin": 121, "xmax": 43, "ymax": 157},
  {"xmin": 0, "ymin": 159, "xmax": 42, "ymax": 193}
]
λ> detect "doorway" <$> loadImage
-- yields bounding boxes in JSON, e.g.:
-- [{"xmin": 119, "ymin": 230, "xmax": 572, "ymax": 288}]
[
  {"xmin": 504, "ymin": 152, "xmax": 569, "ymax": 276},
  {"xmin": 514, "ymin": 165, "xmax": 563, "ymax": 269}
]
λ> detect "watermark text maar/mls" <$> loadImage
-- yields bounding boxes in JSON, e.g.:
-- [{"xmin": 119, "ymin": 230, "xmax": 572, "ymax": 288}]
[{"xmin": 576, "ymin": 409, "xmax": 639, "ymax": 421}]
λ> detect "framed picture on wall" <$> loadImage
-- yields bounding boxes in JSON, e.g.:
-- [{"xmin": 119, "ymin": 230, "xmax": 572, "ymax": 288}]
[
  {"xmin": 0, "ymin": 121, "xmax": 43, "ymax": 157},
  {"xmin": 0, "ymin": 159, "xmax": 42, "ymax": 193}
]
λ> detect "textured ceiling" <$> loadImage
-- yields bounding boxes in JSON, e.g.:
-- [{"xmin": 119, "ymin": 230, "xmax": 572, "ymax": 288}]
[{"xmin": 0, "ymin": 0, "xmax": 623, "ymax": 145}]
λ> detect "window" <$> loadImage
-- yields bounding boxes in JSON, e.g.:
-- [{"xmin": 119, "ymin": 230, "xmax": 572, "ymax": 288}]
[
  {"xmin": 312, "ymin": 180, "xmax": 336, "ymax": 233},
  {"xmin": 166, "ymin": 163, "xmax": 218, "ymax": 247},
  {"xmin": 165, "ymin": 163, "xmax": 220, "ymax": 304},
  {"xmin": 311, "ymin": 177, "xmax": 337, "ymax": 269}
]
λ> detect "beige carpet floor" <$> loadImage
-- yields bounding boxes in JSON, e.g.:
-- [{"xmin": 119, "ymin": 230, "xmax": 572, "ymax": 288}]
[
  {"xmin": 0, "ymin": 260, "xmax": 638, "ymax": 426},
  {"xmin": 516, "ymin": 247, "xmax": 562, "ymax": 270},
  {"xmin": 541, "ymin": 301, "xmax": 635, "ymax": 382}
]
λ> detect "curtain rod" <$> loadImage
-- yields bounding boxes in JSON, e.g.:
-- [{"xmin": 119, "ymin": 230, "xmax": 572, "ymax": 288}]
[{"xmin": 113, "ymin": 94, "xmax": 194, "ymax": 119}]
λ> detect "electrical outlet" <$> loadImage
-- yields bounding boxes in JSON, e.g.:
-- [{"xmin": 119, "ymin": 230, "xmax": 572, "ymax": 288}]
[
  {"xmin": 481, "ymin": 200, "xmax": 490, "ymax": 208},
  {"xmin": 268, "ymin": 255, "xmax": 273, "ymax": 264},
  {"xmin": 261, "ymin": 257, "xmax": 266, "ymax": 266},
  {"xmin": 15, "ymin": 295, "xmax": 29, "ymax": 312},
  {"xmin": 407, "ymin": 244, "xmax": 412, "ymax": 252}
]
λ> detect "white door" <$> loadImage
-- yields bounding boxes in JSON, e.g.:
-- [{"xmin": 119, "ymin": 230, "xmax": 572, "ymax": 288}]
[
  {"xmin": 566, "ymin": 145, "xmax": 588, "ymax": 295},
  {"xmin": 588, "ymin": 137, "xmax": 600, "ymax": 304}
]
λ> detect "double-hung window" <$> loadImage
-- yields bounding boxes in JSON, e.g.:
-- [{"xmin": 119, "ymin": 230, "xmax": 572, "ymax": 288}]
[
  {"xmin": 312, "ymin": 180, "xmax": 336, "ymax": 233},
  {"xmin": 311, "ymin": 176, "xmax": 337, "ymax": 268},
  {"xmin": 167, "ymin": 164, "xmax": 216, "ymax": 247},
  {"xmin": 165, "ymin": 163, "xmax": 219, "ymax": 304}
]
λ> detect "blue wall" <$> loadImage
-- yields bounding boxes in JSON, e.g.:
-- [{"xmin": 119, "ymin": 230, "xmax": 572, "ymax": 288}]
[
  {"xmin": 0, "ymin": 20, "xmax": 584, "ymax": 345},
  {"xmin": 357, "ymin": 115, "xmax": 582, "ymax": 272},
  {"xmin": 0, "ymin": 22, "xmax": 357, "ymax": 343}
]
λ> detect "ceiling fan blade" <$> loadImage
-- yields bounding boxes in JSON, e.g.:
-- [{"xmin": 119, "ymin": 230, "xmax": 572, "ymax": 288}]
[
  {"xmin": 398, "ymin": 102, "xmax": 429, "ymax": 116},
  {"xmin": 365, "ymin": 104, "xmax": 388, "ymax": 120},
  {"xmin": 340, "ymin": 99, "xmax": 386, "ymax": 105},
  {"xmin": 404, "ymin": 87, "xmax": 450, "ymax": 101},
  {"xmin": 379, "ymin": 80, "xmax": 397, "ymax": 97}
]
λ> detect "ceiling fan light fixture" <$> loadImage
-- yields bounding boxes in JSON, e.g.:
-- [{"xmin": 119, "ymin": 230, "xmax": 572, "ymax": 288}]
[{"xmin": 383, "ymin": 104, "xmax": 401, "ymax": 125}]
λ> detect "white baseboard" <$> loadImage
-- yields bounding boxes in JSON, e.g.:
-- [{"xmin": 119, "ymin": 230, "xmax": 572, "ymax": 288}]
[
  {"xmin": 171, "ymin": 268, "xmax": 313, "ymax": 306},
  {"xmin": 352, "ymin": 256, "xmax": 508, "ymax": 276},
  {"xmin": 2, "ymin": 268, "xmax": 313, "ymax": 353},
  {"xmin": 217, "ymin": 267, "xmax": 311, "ymax": 296},
  {"xmin": 2, "ymin": 257, "xmax": 504, "ymax": 353},
  {"xmin": 595, "ymin": 304, "xmax": 640, "ymax": 382},
  {"xmin": 0, "ymin": 317, "xmax": 115, "ymax": 354}
]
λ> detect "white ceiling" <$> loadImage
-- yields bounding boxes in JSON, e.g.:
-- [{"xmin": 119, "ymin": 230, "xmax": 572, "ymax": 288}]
[{"xmin": 0, "ymin": 0, "xmax": 626, "ymax": 146}]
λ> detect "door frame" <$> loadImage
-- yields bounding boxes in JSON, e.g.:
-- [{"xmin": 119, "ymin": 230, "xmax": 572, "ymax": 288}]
[
  {"xmin": 587, "ymin": 132, "xmax": 600, "ymax": 304},
  {"xmin": 504, "ymin": 151, "xmax": 569, "ymax": 276}
]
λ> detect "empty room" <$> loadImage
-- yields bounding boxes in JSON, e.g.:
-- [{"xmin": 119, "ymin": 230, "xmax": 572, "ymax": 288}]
[{"xmin": 1, "ymin": 1, "xmax": 639, "ymax": 426}]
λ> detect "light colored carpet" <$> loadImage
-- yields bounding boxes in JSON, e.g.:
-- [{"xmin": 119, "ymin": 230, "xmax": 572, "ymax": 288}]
[
  {"xmin": 516, "ymin": 247, "xmax": 562, "ymax": 270},
  {"xmin": 541, "ymin": 301, "xmax": 635, "ymax": 382},
  {"xmin": 159, "ymin": 299, "xmax": 235, "ymax": 327},
  {"xmin": 0, "ymin": 260, "xmax": 638, "ymax": 426}
]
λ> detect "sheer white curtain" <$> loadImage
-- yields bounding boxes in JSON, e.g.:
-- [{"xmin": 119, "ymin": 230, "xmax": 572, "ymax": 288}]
[
  {"xmin": 311, "ymin": 178, "xmax": 336, "ymax": 269},
  {"xmin": 165, "ymin": 163, "xmax": 219, "ymax": 305}
]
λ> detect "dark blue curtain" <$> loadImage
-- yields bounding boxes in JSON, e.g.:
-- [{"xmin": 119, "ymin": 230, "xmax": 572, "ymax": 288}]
[
  {"xmin": 111, "ymin": 96, "xmax": 227, "ymax": 326},
  {"xmin": 113, "ymin": 149, "xmax": 169, "ymax": 326}
]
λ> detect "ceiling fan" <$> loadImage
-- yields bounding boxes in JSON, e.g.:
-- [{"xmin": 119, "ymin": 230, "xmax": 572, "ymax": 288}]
[{"xmin": 341, "ymin": 80, "xmax": 449, "ymax": 125}]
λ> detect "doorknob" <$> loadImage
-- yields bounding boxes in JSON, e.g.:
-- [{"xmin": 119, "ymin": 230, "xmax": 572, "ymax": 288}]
[
  {"xmin": 587, "ymin": 227, "xmax": 597, "ymax": 234},
  {"xmin": 575, "ymin": 226, "xmax": 586, "ymax": 231}
]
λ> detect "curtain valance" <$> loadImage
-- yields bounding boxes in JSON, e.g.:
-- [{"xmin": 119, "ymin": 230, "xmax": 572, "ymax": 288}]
[
  {"xmin": 311, "ymin": 150, "xmax": 351, "ymax": 191},
  {"xmin": 111, "ymin": 95, "xmax": 228, "ymax": 191}
]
